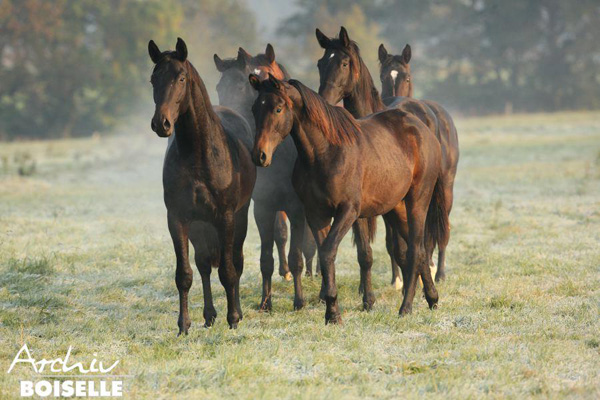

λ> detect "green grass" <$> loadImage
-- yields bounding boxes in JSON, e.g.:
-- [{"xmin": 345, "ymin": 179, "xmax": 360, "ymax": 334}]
[{"xmin": 1, "ymin": 111, "xmax": 599, "ymax": 399}]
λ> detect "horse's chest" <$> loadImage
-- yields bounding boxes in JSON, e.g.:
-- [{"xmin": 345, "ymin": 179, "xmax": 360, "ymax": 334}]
[{"xmin": 293, "ymin": 166, "xmax": 351, "ymax": 209}]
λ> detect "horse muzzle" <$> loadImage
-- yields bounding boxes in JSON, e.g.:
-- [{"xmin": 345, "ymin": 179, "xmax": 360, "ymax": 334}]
[
  {"xmin": 151, "ymin": 113, "xmax": 174, "ymax": 137},
  {"xmin": 252, "ymin": 147, "xmax": 272, "ymax": 167}
]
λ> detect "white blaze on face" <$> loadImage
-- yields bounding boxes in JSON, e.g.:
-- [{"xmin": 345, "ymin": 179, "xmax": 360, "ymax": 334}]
[
  {"xmin": 329, "ymin": 52, "xmax": 335, "ymax": 59},
  {"xmin": 253, "ymin": 68, "xmax": 261, "ymax": 76},
  {"xmin": 390, "ymin": 70, "xmax": 398, "ymax": 84}
]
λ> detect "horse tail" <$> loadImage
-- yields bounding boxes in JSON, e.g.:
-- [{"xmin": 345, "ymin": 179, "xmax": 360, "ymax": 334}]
[
  {"xmin": 425, "ymin": 178, "xmax": 450, "ymax": 254},
  {"xmin": 352, "ymin": 217, "xmax": 377, "ymax": 246}
]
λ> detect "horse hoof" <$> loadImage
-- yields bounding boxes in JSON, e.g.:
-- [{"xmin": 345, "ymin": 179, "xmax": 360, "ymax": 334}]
[
  {"xmin": 399, "ymin": 305, "xmax": 412, "ymax": 316},
  {"xmin": 228, "ymin": 314, "xmax": 240, "ymax": 329},
  {"xmin": 293, "ymin": 298, "xmax": 306, "ymax": 310},
  {"xmin": 325, "ymin": 313, "xmax": 342, "ymax": 325},
  {"xmin": 392, "ymin": 276, "xmax": 402, "ymax": 291},
  {"xmin": 259, "ymin": 298, "xmax": 272, "ymax": 312},
  {"xmin": 177, "ymin": 327, "xmax": 189, "ymax": 336},
  {"xmin": 283, "ymin": 272, "xmax": 292, "ymax": 281},
  {"xmin": 435, "ymin": 271, "xmax": 446, "ymax": 282}
]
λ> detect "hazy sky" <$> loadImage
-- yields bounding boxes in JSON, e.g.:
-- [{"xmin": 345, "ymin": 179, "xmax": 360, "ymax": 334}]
[{"xmin": 247, "ymin": 0, "xmax": 298, "ymax": 39}]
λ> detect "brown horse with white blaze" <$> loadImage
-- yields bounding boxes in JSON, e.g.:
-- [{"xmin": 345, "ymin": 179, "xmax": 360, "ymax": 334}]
[
  {"xmin": 149, "ymin": 38, "xmax": 256, "ymax": 332},
  {"xmin": 249, "ymin": 74, "xmax": 447, "ymax": 323},
  {"xmin": 378, "ymin": 43, "xmax": 459, "ymax": 281}
]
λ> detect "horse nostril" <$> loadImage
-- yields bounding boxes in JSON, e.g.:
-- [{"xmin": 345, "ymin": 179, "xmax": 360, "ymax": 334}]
[
  {"xmin": 260, "ymin": 151, "xmax": 267, "ymax": 164},
  {"xmin": 163, "ymin": 118, "xmax": 171, "ymax": 130}
]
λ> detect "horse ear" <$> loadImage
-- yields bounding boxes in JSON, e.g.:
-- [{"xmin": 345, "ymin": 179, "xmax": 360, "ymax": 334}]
[
  {"xmin": 249, "ymin": 74, "xmax": 261, "ymax": 91},
  {"xmin": 214, "ymin": 54, "xmax": 226, "ymax": 72},
  {"xmin": 339, "ymin": 26, "xmax": 350, "ymax": 48},
  {"xmin": 315, "ymin": 28, "xmax": 331, "ymax": 49},
  {"xmin": 268, "ymin": 73, "xmax": 281, "ymax": 90},
  {"xmin": 238, "ymin": 47, "xmax": 252, "ymax": 67},
  {"xmin": 148, "ymin": 40, "xmax": 162, "ymax": 64},
  {"xmin": 175, "ymin": 37, "xmax": 187, "ymax": 61},
  {"xmin": 265, "ymin": 43, "xmax": 276, "ymax": 64},
  {"xmin": 378, "ymin": 44, "xmax": 388, "ymax": 63},
  {"xmin": 402, "ymin": 44, "xmax": 411, "ymax": 64}
]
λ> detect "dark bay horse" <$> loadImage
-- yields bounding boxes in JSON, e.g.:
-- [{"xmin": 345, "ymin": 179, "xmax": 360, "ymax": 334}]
[
  {"xmin": 316, "ymin": 27, "xmax": 456, "ymax": 283},
  {"xmin": 148, "ymin": 38, "xmax": 256, "ymax": 332},
  {"xmin": 249, "ymin": 75, "xmax": 448, "ymax": 323},
  {"xmin": 214, "ymin": 44, "xmax": 317, "ymax": 311},
  {"xmin": 378, "ymin": 43, "xmax": 460, "ymax": 281}
]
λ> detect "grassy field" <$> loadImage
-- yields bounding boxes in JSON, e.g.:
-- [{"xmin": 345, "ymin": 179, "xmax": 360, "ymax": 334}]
[{"xmin": 1, "ymin": 111, "xmax": 599, "ymax": 399}]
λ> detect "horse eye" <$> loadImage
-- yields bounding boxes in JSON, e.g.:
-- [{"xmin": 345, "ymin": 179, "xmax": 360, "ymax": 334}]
[
  {"xmin": 406, "ymin": 77, "xmax": 410, "ymax": 82},
  {"xmin": 179, "ymin": 76, "xmax": 185, "ymax": 82},
  {"xmin": 342, "ymin": 62, "xmax": 348, "ymax": 67},
  {"xmin": 276, "ymin": 107, "xmax": 282, "ymax": 113}
]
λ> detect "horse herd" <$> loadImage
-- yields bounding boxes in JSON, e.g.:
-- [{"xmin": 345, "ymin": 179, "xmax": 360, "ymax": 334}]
[{"xmin": 148, "ymin": 26, "xmax": 459, "ymax": 334}]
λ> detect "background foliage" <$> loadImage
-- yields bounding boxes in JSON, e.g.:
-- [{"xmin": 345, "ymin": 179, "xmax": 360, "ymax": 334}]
[
  {"xmin": 1, "ymin": 0, "xmax": 599, "ymax": 139},
  {"xmin": 0, "ymin": 0, "xmax": 256, "ymax": 139}
]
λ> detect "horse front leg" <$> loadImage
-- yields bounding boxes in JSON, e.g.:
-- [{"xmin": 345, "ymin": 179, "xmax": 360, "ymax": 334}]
[
  {"xmin": 313, "ymin": 204, "xmax": 358, "ymax": 325},
  {"xmin": 167, "ymin": 213, "xmax": 193, "ymax": 336},
  {"xmin": 287, "ymin": 209, "xmax": 306, "ymax": 310},
  {"xmin": 217, "ymin": 211, "xmax": 241, "ymax": 328},
  {"xmin": 274, "ymin": 212, "xmax": 291, "ymax": 280},
  {"xmin": 232, "ymin": 202, "xmax": 250, "ymax": 321}
]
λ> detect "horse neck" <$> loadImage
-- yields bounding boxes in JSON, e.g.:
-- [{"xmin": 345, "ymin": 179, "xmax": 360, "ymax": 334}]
[
  {"xmin": 289, "ymin": 102, "xmax": 334, "ymax": 167},
  {"xmin": 343, "ymin": 59, "xmax": 386, "ymax": 118},
  {"xmin": 175, "ymin": 68, "xmax": 229, "ymax": 163}
]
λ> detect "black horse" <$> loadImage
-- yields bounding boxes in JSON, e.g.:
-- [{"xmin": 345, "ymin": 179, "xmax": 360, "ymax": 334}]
[
  {"xmin": 149, "ymin": 38, "xmax": 256, "ymax": 332},
  {"xmin": 214, "ymin": 44, "xmax": 317, "ymax": 311}
]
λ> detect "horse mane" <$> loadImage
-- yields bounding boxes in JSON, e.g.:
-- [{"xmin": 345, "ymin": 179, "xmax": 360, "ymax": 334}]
[
  {"xmin": 353, "ymin": 46, "xmax": 385, "ymax": 111},
  {"xmin": 288, "ymin": 79, "xmax": 361, "ymax": 146}
]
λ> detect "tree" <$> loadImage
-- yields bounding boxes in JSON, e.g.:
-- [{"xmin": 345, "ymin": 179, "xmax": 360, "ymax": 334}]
[{"xmin": 0, "ymin": 0, "xmax": 258, "ymax": 139}]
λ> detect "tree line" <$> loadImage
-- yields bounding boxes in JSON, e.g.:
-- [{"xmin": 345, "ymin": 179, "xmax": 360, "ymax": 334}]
[{"xmin": 1, "ymin": 0, "xmax": 599, "ymax": 139}]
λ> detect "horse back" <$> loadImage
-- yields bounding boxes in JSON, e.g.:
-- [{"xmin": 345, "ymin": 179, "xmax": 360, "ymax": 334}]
[{"xmin": 422, "ymin": 100, "xmax": 459, "ymax": 175}]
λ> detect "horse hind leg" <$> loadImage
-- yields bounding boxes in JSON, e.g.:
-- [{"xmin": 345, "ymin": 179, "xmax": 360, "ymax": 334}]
[
  {"xmin": 353, "ymin": 218, "xmax": 375, "ymax": 311},
  {"xmin": 303, "ymin": 222, "xmax": 318, "ymax": 277},
  {"xmin": 274, "ymin": 212, "xmax": 292, "ymax": 281},
  {"xmin": 435, "ymin": 181, "xmax": 453, "ymax": 282},
  {"xmin": 397, "ymin": 193, "xmax": 439, "ymax": 315},
  {"xmin": 385, "ymin": 220, "xmax": 402, "ymax": 290}
]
